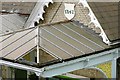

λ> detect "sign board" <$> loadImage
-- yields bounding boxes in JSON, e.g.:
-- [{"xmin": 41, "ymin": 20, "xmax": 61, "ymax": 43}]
[{"xmin": 64, "ymin": 3, "xmax": 75, "ymax": 20}]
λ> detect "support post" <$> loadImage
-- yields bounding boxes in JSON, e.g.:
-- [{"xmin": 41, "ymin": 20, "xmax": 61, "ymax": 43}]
[
  {"xmin": 112, "ymin": 58, "xmax": 117, "ymax": 79},
  {"xmin": 37, "ymin": 27, "xmax": 40, "ymax": 63},
  {"xmin": 111, "ymin": 49, "xmax": 119, "ymax": 79}
]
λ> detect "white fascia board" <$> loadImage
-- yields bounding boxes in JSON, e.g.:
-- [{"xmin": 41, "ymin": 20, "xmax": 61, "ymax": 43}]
[
  {"xmin": 41, "ymin": 48, "xmax": 119, "ymax": 77},
  {"xmin": 79, "ymin": 0, "xmax": 111, "ymax": 45},
  {"xmin": 0, "ymin": 48, "xmax": 119, "ymax": 77},
  {"xmin": 24, "ymin": 0, "xmax": 53, "ymax": 28},
  {"xmin": 0, "ymin": 60, "xmax": 44, "ymax": 73}
]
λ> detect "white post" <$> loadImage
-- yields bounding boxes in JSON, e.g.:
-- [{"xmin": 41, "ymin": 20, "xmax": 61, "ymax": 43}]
[
  {"xmin": 37, "ymin": 27, "xmax": 40, "ymax": 63},
  {"xmin": 112, "ymin": 58, "xmax": 117, "ymax": 79}
]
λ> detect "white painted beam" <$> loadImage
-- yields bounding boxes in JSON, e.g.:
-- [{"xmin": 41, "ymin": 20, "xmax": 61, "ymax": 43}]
[
  {"xmin": 0, "ymin": 60, "xmax": 44, "ymax": 73},
  {"xmin": 41, "ymin": 48, "xmax": 119, "ymax": 77},
  {"xmin": 63, "ymin": 73, "xmax": 90, "ymax": 79},
  {"xmin": 111, "ymin": 50, "xmax": 119, "ymax": 78},
  {"xmin": 112, "ymin": 58, "xmax": 117, "ymax": 78},
  {"xmin": 36, "ymin": 27, "xmax": 40, "ymax": 63}
]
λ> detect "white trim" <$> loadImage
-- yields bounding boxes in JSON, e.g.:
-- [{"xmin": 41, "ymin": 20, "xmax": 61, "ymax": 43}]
[
  {"xmin": 24, "ymin": 0, "xmax": 53, "ymax": 28},
  {"xmin": 112, "ymin": 58, "xmax": 117, "ymax": 78},
  {"xmin": 36, "ymin": 27, "xmax": 40, "ymax": 63},
  {"xmin": 79, "ymin": 0, "xmax": 111, "ymax": 45},
  {"xmin": 0, "ymin": 60, "xmax": 44, "ymax": 73},
  {"xmin": 41, "ymin": 48, "xmax": 119, "ymax": 77}
]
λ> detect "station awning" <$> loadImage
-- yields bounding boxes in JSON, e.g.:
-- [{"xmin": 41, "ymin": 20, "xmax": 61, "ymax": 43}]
[
  {"xmin": 0, "ymin": 20, "xmax": 120, "ymax": 78},
  {"xmin": 0, "ymin": 21, "xmax": 112, "ymax": 61}
]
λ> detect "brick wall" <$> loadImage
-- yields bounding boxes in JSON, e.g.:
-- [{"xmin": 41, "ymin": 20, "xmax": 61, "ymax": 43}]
[
  {"xmin": 40, "ymin": 1, "xmax": 102, "ymax": 33},
  {"xmin": 41, "ymin": 2, "xmax": 92, "ymax": 27}
]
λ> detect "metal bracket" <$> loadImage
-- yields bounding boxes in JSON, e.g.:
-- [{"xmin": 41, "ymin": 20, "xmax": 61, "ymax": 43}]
[
  {"xmin": 84, "ymin": 58, "xmax": 90, "ymax": 68},
  {"xmin": 35, "ymin": 72, "xmax": 42, "ymax": 76},
  {"xmin": 112, "ymin": 49, "xmax": 119, "ymax": 59}
]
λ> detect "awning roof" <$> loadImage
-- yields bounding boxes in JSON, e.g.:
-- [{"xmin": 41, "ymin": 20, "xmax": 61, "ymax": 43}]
[
  {"xmin": 0, "ymin": 14, "xmax": 26, "ymax": 35},
  {"xmin": 0, "ymin": 21, "xmax": 111, "ymax": 62},
  {"xmin": 88, "ymin": 2, "xmax": 119, "ymax": 41},
  {"xmin": 0, "ymin": 27, "xmax": 36, "ymax": 60},
  {"xmin": 40, "ymin": 21, "xmax": 110, "ymax": 60},
  {"xmin": 0, "ymin": 2, "xmax": 36, "ymax": 35},
  {"xmin": 0, "ymin": 1, "xmax": 119, "ymax": 66}
]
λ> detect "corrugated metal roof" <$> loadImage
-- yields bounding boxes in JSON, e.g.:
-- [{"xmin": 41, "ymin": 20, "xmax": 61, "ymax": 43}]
[
  {"xmin": 0, "ymin": 21, "xmax": 111, "ymax": 61},
  {"xmin": 40, "ymin": 21, "xmax": 110, "ymax": 59},
  {"xmin": 0, "ymin": 28, "xmax": 36, "ymax": 60}
]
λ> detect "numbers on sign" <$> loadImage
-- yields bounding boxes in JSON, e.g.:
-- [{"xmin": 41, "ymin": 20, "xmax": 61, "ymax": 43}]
[{"xmin": 65, "ymin": 10, "xmax": 74, "ymax": 14}]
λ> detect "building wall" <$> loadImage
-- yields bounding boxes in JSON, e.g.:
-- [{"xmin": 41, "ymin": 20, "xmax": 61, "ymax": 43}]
[
  {"xmin": 97, "ymin": 62, "xmax": 112, "ymax": 78},
  {"xmin": 70, "ymin": 62, "xmax": 112, "ymax": 78},
  {"xmin": 42, "ymin": 2, "xmax": 91, "ymax": 26},
  {"xmin": 40, "ymin": 1, "xmax": 101, "ymax": 33},
  {"xmin": 70, "ymin": 69, "xmax": 104, "ymax": 78}
]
